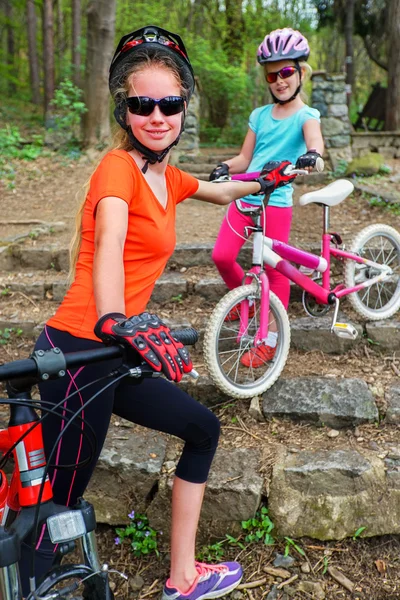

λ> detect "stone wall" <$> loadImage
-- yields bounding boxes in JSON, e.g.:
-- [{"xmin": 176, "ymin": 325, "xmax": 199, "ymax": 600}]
[
  {"xmin": 352, "ymin": 131, "xmax": 400, "ymax": 159},
  {"xmin": 170, "ymin": 83, "xmax": 200, "ymax": 164},
  {"xmin": 311, "ymin": 72, "xmax": 352, "ymax": 170}
]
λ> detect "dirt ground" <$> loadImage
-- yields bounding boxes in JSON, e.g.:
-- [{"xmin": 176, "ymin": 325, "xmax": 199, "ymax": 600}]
[{"xmin": 1, "ymin": 152, "xmax": 400, "ymax": 599}]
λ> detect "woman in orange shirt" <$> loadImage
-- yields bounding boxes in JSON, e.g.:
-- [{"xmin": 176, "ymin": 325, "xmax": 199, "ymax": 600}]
[{"xmin": 21, "ymin": 26, "xmax": 277, "ymax": 600}]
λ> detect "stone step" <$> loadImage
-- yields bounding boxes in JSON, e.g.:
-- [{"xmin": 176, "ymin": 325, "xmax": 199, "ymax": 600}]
[
  {"xmin": 85, "ymin": 392, "xmax": 400, "ymax": 541},
  {"xmin": 1, "ymin": 240, "xmax": 326, "ymax": 272}
]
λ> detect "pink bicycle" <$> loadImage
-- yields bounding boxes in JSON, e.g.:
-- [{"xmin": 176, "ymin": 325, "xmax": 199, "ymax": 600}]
[{"xmin": 203, "ymin": 161, "xmax": 400, "ymax": 398}]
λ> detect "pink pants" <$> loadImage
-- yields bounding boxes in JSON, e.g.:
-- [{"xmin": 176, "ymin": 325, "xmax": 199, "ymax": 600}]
[{"xmin": 212, "ymin": 203, "xmax": 293, "ymax": 309}]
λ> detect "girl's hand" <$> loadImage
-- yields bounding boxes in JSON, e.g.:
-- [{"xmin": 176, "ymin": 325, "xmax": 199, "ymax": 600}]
[
  {"xmin": 296, "ymin": 150, "xmax": 322, "ymax": 171},
  {"xmin": 209, "ymin": 163, "xmax": 229, "ymax": 181}
]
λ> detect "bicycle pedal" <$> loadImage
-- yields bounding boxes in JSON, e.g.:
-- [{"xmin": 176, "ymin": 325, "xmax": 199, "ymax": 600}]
[{"xmin": 332, "ymin": 323, "xmax": 358, "ymax": 340}]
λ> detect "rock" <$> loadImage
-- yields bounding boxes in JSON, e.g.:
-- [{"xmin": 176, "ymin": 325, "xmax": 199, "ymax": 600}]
[
  {"xmin": 85, "ymin": 425, "xmax": 167, "ymax": 524},
  {"xmin": 249, "ymin": 396, "xmax": 264, "ymax": 422},
  {"xmin": 297, "ymin": 581, "xmax": 326, "ymax": 599},
  {"xmin": 262, "ymin": 377, "xmax": 378, "ymax": 429},
  {"xmin": 290, "ymin": 314, "xmax": 362, "ymax": 354},
  {"xmin": 129, "ymin": 574, "xmax": 145, "ymax": 592},
  {"xmin": 147, "ymin": 448, "xmax": 263, "ymax": 540},
  {"xmin": 300, "ymin": 562, "xmax": 311, "ymax": 573},
  {"xmin": 179, "ymin": 376, "xmax": 231, "ymax": 407},
  {"xmin": 151, "ymin": 273, "xmax": 188, "ymax": 303},
  {"xmin": 346, "ymin": 153, "xmax": 385, "ymax": 176},
  {"xmin": 269, "ymin": 446, "xmax": 400, "ymax": 540},
  {"xmin": 327, "ymin": 429, "xmax": 340, "ymax": 438},
  {"xmin": 365, "ymin": 321, "xmax": 400, "ymax": 352},
  {"xmin": 273, "ymin": 554, "xmax": 295, "ymax": 568},
  {"xmin": 263, "ymin": 566, "xmax": 291, "ymax": 578},
  {"xmin": 265, "ymin": 585, "xmax": 279, "ymax": 599},
  {"xmin": 386, "ymin": 385, "xmax": 400, "ymax": 424},
  {"xmin": 194, "ymin": 278, "xmax": 228, "ymax": 302}
]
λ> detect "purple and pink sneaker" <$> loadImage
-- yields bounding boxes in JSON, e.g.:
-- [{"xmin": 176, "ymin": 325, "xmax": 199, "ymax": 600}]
[{"xmin": 161, "ymin": 561, "xmax": 243, "ymax": 600}]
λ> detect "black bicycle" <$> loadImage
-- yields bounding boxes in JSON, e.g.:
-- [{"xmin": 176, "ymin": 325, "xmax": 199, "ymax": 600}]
[{"xmin": 0, "ymin": 327, "xmax": 198, "ymax": 600}]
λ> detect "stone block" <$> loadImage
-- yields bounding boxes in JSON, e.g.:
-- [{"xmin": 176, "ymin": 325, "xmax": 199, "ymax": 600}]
[
  {"xmin": 147, "ymin": 448, "xmax": 263, "ymax": 540},
  {"xmin": 170, "ymin": 243, "xmax": 213, "ymax": 267},
  {"xmin": 262, "ymin": 377, "xmax": 378, "ymax": 428},
  {"xmin": 290, "ymin": 314, "xmax": 362, "ymax": 354},
  {"xmin": 311, "ymin": 90, "xmax": 326, "ymax": 103},
  {"xmin": 194, "ymin": 278, "xmax": 228, "ymax": 303},
  {"xmin": 0, "ymin": 246, "xmax": 15, "ymax": 270},
  {"xmin": 328, "ymin": 104, "xmax": 348, "ymax": 118},
  {"xmin": 52, "ymin": 281, "xmax": 69, "ymax": 302},
  {"xmin": 377, "ymin": 146, "xmax": 397, "ymax": 158},
  {"xmin": 56, "ymin": 248, "xmax": 70, "ymax": 272},
  {"xmin": 328, "ymin": 135, "xmax": 351, "ymax": 148},
  {"xmin": 8, "ymin": 281, "xmax": 45, "ymax": 299},
  {"xmin": 321, "ymin": 117, "xmax": 346, "ymax": 137},
  {"xmin": 313, "ymin": 102, "xmax": 328, "ymax": 117},
  {"xmin": 85, "ymin": 424, "xmax": 167, "ymax": 525},
  {"xmin": 151, "ymin": 273, "xmax": 188, "ymax": 303},
  {"xmin": 179, "ymin": 376, "xmax": 231, "ymax": 407},
  {"xmin": 365, "ymin": 320, "xmax": 400, "ymax": 352},
  {"xmin": 18, "ymin": 247, "xmax": 54, "ymax": 270},
  {"xmin": 385, "ymin": 385, "xmax": 400, "ymax": 424},
  {"xmin": 0, "ymin": 319, "xmax": 36, "ymax": 337},
  {"xmin": 332, "ymin": 92, "xmax": 346, "ymax": 104},
  {"xmin": 328, "ymin": 147, "xmax": 353, "ymax": 171},
  {"xmin": 269, "ymin": 447, "xmax": 400, "ymax": 540}
]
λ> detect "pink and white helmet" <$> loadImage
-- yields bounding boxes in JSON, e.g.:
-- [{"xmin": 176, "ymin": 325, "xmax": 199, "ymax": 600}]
[{"xmin": 257, "ymin": 28, "xmax": 310, "ymax": 64}]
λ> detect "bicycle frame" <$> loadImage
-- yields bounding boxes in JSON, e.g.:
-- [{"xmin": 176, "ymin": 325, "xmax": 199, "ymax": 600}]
[{"xmin": 237, "ymin": 203, "xmax": 393, "ymax": 343}]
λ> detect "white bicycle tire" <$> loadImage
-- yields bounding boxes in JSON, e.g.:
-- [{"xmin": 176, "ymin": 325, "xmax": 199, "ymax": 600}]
[
  {"xmin": 203, "ymin": 283, "xmax": 290, "ymax": 399},
  {"xmin": 344, "ymin": 223, "xmax": 400, "ymax": 320}
]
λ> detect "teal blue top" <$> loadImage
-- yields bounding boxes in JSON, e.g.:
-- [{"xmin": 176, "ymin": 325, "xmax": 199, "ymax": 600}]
[{"xmin": 242, "ymin": 104, "xmax": 321, "ymax": 207}]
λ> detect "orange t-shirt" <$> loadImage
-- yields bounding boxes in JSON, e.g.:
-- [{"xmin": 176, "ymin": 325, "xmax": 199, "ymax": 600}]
[{"xmin": 47, "ymin": 149, "xmax": 199, "ymax": 341}]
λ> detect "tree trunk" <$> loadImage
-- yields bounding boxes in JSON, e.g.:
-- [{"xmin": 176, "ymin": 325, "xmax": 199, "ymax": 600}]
[
  {"xmin": 83, "ymin": 0, "xmax": 116, "ymax": 147},
  {"xmin": 386, "ymin": 0, "xmax": 400, "ymax": 130},
  {"xmin": 43, "ymin": 0, "xmax": 55, "ymax": 122},
  {"xmin": 27, "ymin": 0, "xmax": 41, "ymax": 104},
  {"xmin": 344, "ymin": 0, "xmax": 355, "ymax": 108},
  {"xmin": 223, "ymin": 0, "xmax": 245, "ymax": 66},
  {"xmin": 56, "ymin": 0, "xmax": 66, "ymax": 68},
  {"xmin": 5, "ymin": 0, "xmax": 16, "ymax": 94},
  {"xmin": 72, "ymin": 0, "xmax": 82, "ymax": 88}
]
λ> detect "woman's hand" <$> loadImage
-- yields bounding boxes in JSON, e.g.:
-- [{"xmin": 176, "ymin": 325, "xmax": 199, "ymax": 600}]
[{"xmin": 94, "ymin": 312, "xmax": 193, "ymax": 382}]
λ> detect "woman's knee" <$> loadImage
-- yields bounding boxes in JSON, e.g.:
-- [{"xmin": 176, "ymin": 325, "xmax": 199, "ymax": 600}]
[{"xmin": 184, "ymin": 409, "xmax": 220, "ymax": 453}]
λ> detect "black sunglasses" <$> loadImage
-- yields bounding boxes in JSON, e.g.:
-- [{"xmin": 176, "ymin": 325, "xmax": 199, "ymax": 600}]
[
  {"xmin": 266, "ymin": 65, "xmax": 298, "ymax": 84},
  {"xmin": 126, "ymin": 96, "xmax": 185, "ymax": 117}
]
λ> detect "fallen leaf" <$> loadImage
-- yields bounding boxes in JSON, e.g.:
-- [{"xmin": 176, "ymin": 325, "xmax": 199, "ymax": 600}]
[
  {"xmin": 149, "ymin": 453, "xmax": 157, "ymax": 458},
  {"xmin": 375, "ymin": 559, "xmax": 386, "ymax": 574}
]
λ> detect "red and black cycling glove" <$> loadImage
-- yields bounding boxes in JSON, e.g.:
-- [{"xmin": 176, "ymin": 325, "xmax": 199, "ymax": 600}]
[
  {"xmin": 256, "ymin": 160, "xmax": 297, "ymax": 195},
  {"xmin": 94, "ymin": 312, "xmax": 193, "ymax": 383}
]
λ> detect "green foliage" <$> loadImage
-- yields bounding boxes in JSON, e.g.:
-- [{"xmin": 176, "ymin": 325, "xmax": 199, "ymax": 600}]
[
  {"xmin": 115, "ymin": 512, "xmax": 159, "ymax": 558},
  {"xmin": 0, "ymin": 125, "xmax": 44, "ymax": 188},
  {"xmin": 353, "ymin": 526, "xmax": 367, "ymax": 540},
  {"xmin": 284, "ymin": 536, "xmax": 306, "ymax": 557},
  {"xmin": 197, "ymin": 534, "xmax": 244, "ymax": 563},
  {"xmin": 368, "ymin": 197, "xmax": 400, "ymax": 217},
  {"xmin": 0, "ymin": 328, "xmax": 23, "ymax": 345},
  {"xmin": 48, "ymin": 80, "xmax": 87, "ymax": 151},
  {"xmin": 241, "ymin": 506, "xmax": 275, "ymax": 546}
]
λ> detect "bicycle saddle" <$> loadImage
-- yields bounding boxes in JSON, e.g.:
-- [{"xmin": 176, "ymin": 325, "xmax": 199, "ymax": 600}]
[{"xmin": 299, "ymin": 179, "xmax": 354, "ymax": 207}]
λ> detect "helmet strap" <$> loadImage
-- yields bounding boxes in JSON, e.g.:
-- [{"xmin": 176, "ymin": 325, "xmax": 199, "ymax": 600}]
[{"xmin": 114, "ymin": 104, "xmax": 186, "ymax": 173}]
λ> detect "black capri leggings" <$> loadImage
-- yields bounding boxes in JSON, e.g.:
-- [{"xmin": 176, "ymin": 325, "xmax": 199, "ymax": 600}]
[{"xmin": 19, "ymin": 325, "xmax": 220, "ymax": 593}]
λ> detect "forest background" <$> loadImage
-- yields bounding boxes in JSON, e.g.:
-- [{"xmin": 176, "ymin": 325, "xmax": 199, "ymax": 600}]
[{"xmin": 0, "ymin": 0, "xmax": 399, "ymax": 162}]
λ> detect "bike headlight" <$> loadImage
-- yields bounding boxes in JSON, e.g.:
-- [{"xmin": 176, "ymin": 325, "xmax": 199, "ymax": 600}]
[{"xmin": 47, "ymin": 510, "xmax": 86, "ymax": 543}]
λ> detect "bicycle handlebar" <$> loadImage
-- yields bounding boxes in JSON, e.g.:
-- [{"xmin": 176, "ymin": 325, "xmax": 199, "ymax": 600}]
[
  {"xmin": 230, "ymin": 158, "xmax": 324, "ymax": 182},
  {"xmin": 0, "ymin": 327, "xmax": 199, "ymax": 383}
]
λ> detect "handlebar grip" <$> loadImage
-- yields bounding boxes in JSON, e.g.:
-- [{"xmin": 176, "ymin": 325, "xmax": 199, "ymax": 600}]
[
  {"xmin": 171, "ymin": 328, "xmax": 198, "ymax": 346},
  {"xmin": 315, "ymin": 157, "xmax": 324, "ymax": 172}
]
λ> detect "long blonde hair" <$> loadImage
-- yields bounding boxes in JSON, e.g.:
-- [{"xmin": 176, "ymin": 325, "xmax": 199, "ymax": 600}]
[{"xmin": 69, "ymin": 51, "xmax": 190, "ymax": 280}]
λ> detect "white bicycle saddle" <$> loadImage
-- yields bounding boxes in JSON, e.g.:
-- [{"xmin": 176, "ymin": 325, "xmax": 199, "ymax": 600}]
[{"xmin": 299, "ymin": 179, "xmax": 354, "ymax": 207}]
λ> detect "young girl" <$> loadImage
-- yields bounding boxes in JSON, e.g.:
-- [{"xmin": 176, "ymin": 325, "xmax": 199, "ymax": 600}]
[
  {"xmin": 19, "ymin": 25, "xmax": 274, "ymax": 600},
  {"xmin": 210, "ymin": 28, "xmax": 324, "ymax": 367}
]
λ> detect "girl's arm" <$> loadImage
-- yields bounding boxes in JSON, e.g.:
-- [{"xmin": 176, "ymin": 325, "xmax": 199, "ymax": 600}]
[
  {"xmin": 93, "ymin": 196, "xmax": 129, "ymax": 317},
  {"xmin": 192, "ymin": 178, "xmax": 261, "ymax": 205},
  {"xmin": 303, "ymin": 119, "xmax": 324, "ymax": 155},
  {"xmin": 218, "ymin": 129, "xmax": 256, "ymax": 174}
]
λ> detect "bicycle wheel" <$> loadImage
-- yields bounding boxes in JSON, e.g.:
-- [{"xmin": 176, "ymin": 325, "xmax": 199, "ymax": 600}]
[
  {"xmin": 344, "ymin": 224, "xmax": 400, "ymax": 320},
  {"xmin": 29, "ymin": 564, "xmax": 114, "ymax": 600},
  {"xmin": 203, "ymin": 283, "xmax": 290, "ymax": 399}
]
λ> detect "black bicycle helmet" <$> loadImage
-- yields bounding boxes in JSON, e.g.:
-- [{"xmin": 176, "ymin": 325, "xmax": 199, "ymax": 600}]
[{"xmin": 109, "ymin": 25, "xmax": 195, "ymax": 172}]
